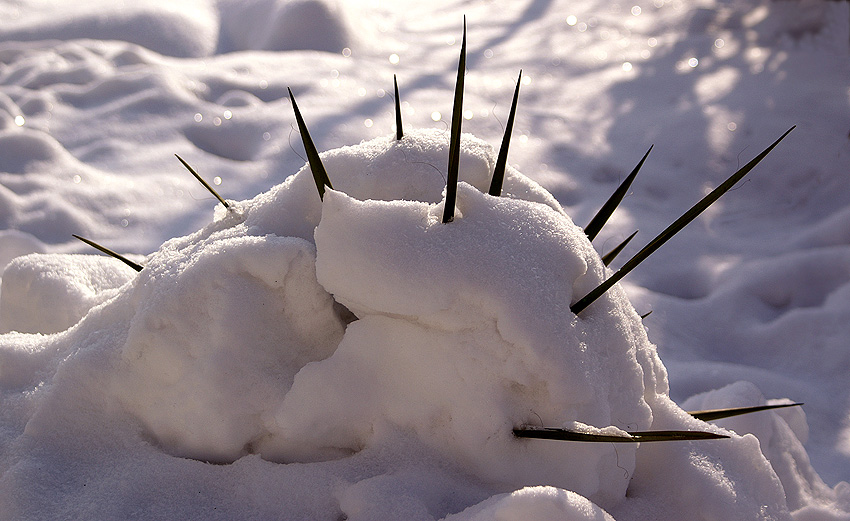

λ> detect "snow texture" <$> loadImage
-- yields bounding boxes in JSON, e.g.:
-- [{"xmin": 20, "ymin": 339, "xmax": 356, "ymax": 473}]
[{"xmin": 0, "ymin": 0, "xmax": 849, "ymax": 520}]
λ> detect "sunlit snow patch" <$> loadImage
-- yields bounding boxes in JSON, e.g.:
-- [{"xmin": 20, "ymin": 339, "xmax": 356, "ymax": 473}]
[{"xmin": 0, "ymin": 129, "xmax": 806, "ymax": 519}]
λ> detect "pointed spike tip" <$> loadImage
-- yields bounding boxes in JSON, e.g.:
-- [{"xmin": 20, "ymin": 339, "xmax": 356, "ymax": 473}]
[
  {"xmin": 72, "ymin": 234, "xmax": 143, "ymax": 272},
  {"xmin": 601, "ymin": 230, "xmax": 638, "ymax": 267},
  {"xmin": 584, "ymin": 144, "xmax": 652, "ymax": 241},
  {"xmin": 394, "ymin": 74, "xmax": 403, "ymax": 140},
  {"xmin": 174, "ymin": 154, "xmax": 229, "ymax": 209},
  {"xmin": 689, "ymin": 402, "xmax": 804, "ymax": 422},
  {"xmin": 571, "ymin": 127, "xmax": 795, "ymax": 315},
  {"xmin": 442, "ymin": 18, "xmax": 467, "ymax": 224},
  {"xmin": 489, "ymin": 69, "xmax": 522, "ymax": 197},
  {"xmin": 288, "ymin": 87, "xmax": 333, "ymax": 201}
]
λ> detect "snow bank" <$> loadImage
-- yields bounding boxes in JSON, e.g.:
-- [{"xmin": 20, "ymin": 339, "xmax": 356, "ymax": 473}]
[
  {"xmin": 1, "ymin": 0, "xmax": 849, "ymax": 518},
  {"xmin": 443, "ymin": 486, "xmax": 616, "ymax": 521},
  {"xmin": 0, "ymin": 130, "xmax": 809, "ymax": 520},
  {"xmin": 683, "ymin": 382, "xmax": 850, "ymax": 518},
  {"xmin": 268, "ymin": 181, "xmax": 651, "ymax": 501},
  {"xmin": 0, "ymin": 253, "xmax": 136, "ymax": 334}
]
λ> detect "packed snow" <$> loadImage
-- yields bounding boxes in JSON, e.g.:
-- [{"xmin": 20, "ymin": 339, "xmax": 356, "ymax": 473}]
[{"xmin": 1, "ymin": 0, "xmax": 849, "ymax": 519}]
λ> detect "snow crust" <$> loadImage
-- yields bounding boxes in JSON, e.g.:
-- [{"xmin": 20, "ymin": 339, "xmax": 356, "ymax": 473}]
[{"xmin": 0, "ymin": 0, "xmax": 849, "ymax": 519}]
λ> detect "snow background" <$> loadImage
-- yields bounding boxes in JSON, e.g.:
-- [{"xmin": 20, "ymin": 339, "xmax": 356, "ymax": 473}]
[{"xmin": 0, "ymin": 0, "xmax": 849, "ymax": 519}]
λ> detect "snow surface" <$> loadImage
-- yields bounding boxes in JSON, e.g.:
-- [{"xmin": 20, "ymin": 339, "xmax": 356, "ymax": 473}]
[{"xmin": 1, "ymin": 0, "xmax": 849, "ymax": 519}]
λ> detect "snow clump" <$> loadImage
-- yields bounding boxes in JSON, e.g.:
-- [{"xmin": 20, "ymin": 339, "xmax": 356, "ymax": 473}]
[{"xmin": 0, "ymin": 129, "xmax": 819, "ymax": 520}]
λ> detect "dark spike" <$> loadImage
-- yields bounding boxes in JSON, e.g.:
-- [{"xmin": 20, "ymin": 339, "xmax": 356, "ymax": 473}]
[
  {"xmin": 394, "ymin": 74, "xmax": 403, "ymax": 140},
  {"xmin": 72, "ymin": 234, "xmax": 143, "ymax": 272},
  {"xmin": 584, "ymin": 145, "xmax": 652, "ymax": 241},
  {"xmin": 513, "ymin": 426, "xmax": 728, "ymax": 443},
  {"xmin": 571, "ymin": 126, "xmax": 795, "ymax": 315},
  {"xmin": 288, "ymin": 87, "xmax": 333, "ymax": 200},
  {"xmin": 689, "ymin": 402, "xmax": 803, "ymax": 422},
  {"xmin": 174, "ymin": 154, "xmax": 229, "ymax": 209},
  {"xmin": 640, "ymin": 310, "xmax": 653, "ymax": 319},
  {"xmin": 601, "ymin": 230, "xmax": 638, "ymax": 266},
  {"xmin": 489, "ymin": 69, "xmax": 522, "ymax": 197},
  {"xmin": 442, "ymin": 17, "xmax": 466, "ymax": 224}
]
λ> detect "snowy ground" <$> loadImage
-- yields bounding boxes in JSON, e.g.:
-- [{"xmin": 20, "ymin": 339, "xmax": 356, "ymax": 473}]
[{"xmin": 1, "ymin": 0, "xmax": 849, "ymax": 519}]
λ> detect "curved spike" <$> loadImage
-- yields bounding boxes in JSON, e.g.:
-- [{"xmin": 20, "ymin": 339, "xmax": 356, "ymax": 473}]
[
  {"xmin": 174, "ymin": 154, "xmax": 229, "ymax": 209},
  {"xmin": 601, "ymin": 230, "xmax": 638, "ymax": 266},
  {"xmin": 489, "ymin": 69, "xmax": 522, "ymax": 197},
  {"xmin": 689, "ymin": 402, "xmax": 803, "ymax": 422},
  {"xmin": 640, "ymin": 310, "xmax": 653, "ymax": 320},
  {"xmin": 584, "ymin": 145, "xmax": 652, "ymax": 241},
  {"xmin": 288, "ymin": 87, "xmax": 333, "ymax": 200},
  {"xmin": 72, "ymin": 234, "xmax": 143, "ymax": 272},
  {"xmin": 394, "ymin": 74, "xmax": 403, "ymax": 140},
  {"xmin": 442, "ymin": 16, "xmax": 466, "ymax": 224},
  {"xmin": 571, "ymin": 126, "xmax": 795, "ymax": 316}
]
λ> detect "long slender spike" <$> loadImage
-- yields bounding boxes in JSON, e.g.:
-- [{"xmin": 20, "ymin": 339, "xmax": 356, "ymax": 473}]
[
  {"xmin": 689, "ymin": 402, "xmax": 803, "ymax": 422},
  {"xmin": 571, "ymin": 126, "xmax": 795, "ymax": 315},
  {"xmin": 514, "ymin": 426, "xmax": 728, "ymax": 443},
  {"xmin": 174, "ymin": 154, "xmax": 229, "ymax": 209},
  {"xmin": 640, "ymin": 310, "xmax": 653, "ymax": 319},
  {"xmin": 394, "ymin": 74, "xmax": 403, "ymax": 140},
  {"xmin": 288, "ymin": 87, "xmax": 333, "ymax": 201},
  {"xmin": 72, "ymin": 234, "xmax": 143, "ymax": 272},
  {"xmin": 489, "ymin": 69, "xmax": 522, "ymax": 197},
  {"xmin": 442, "ymin": 17, "xmax": 466, "ymax": 224},
  {"xmin": 601, "ymin": 230, "xmax": 638, "ymax": 266},
  {"xmin": 584, "ymin": 145, "xmax": 652, "ymax": 241}
]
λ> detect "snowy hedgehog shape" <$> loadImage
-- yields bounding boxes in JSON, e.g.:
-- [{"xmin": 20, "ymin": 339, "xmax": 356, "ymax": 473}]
[{"xmin": 0, "ymin": 24, "xmax": 799, "ymax": 521}]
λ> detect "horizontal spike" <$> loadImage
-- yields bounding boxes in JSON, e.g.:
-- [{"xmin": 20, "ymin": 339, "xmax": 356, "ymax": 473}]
[
  {"xmin": 288, "ymin": 87, "xmax": 333, "ymax": 200},
  {"xmin": 689, "ymin": 402, "xmax": 803, "ymax": 422},
  {"xmin": 601, "ymin": 230, "xmax": 638, "ymax": 266},
  {"xmin": 72, "ymin": 234, "xmax": 143, "ymax": 272},
  {"xmin": 640, "ymin": 310, "xmax": 653, "ymax": 319},
  {"xmin": 514, "ymin": 426, "xmax": 728, "ymax": 443},
  {"xmin": 585, "ymin": 145, "xmax": 652, "ymax": 241},
  {"xmin": 571, "ymin": 126, "xmax": 795, "ymax": 316},
  {"xmin": 442, "ymin": 16, "xmax": 466, "ymax": 224},
  {"xmin": 489, "ymin": 69, "xmax": 522, "ymax": 197},
  {"xmin": 174, "ymin": 154, "xmax": 229, "ymax": 209}
]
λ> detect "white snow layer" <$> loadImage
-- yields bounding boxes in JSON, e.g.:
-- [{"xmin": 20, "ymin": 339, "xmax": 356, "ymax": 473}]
[
  {"xmin": 0, "ymin": 0, "xmax": 849, "ymax": 520},
  {"xmin": 0, "ymin": 129, "xmax": 824, "ymax": 521}
]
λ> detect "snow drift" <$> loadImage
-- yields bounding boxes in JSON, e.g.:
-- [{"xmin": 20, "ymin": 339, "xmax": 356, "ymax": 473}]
[
  {"xmin": 1, "ymin": 0, "xmax": 849, "ymax": 519},
  {"xmin": 0, "ymin": 129, "xmax": 835, "ymax": 520}
]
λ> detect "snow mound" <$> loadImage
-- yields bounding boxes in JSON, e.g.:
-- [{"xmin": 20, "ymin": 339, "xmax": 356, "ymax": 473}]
[
  {"xmin": 683, "ymin": 381, "xmax": 850, "ymax": 517},
  {"xmin": 443, "ymin": 486, "xmax": 616, "ymax": 521},
  {"xmin": 0, "ymin": 129, "xmax": 810, "ymax": 519},
  {"xmin": 0, "ymin": 253, "xmax": 136, "ymax": 334}
]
